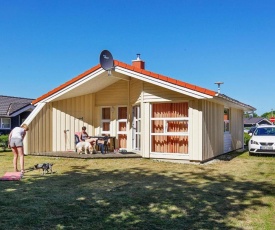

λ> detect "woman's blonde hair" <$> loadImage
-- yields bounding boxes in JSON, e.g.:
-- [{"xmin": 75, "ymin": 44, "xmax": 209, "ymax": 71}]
[{"xmin": 21, "ymin": 124, "xmax": 29, "ymax": 131}]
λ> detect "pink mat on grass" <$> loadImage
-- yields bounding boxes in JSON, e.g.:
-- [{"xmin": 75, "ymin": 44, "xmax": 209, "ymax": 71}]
[{"xmin": 0, "ymin": 172, "xmax": 22, "ymax": 181}]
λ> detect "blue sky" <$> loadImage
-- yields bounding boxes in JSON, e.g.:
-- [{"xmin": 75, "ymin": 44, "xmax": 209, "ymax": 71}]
[{"xmin": 1, "ymin": 0, "xmax": 274, "ymax": 116}]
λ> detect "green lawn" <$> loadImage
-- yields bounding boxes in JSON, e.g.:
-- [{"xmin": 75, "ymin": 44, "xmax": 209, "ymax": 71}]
[{"xmin": 0, "ymin": 150, "xmax": 274, "ymax": 230}]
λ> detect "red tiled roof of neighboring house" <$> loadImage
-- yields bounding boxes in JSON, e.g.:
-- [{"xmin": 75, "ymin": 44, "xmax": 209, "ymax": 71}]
[{"xmin": 32, "ymin": 60, "xmax": 216, "ymax": 105}]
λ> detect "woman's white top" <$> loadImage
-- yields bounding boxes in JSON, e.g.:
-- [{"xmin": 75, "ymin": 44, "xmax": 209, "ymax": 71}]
[{"xmin": 10, "ymin": 127, "xmax": 25, "ymax": 139}]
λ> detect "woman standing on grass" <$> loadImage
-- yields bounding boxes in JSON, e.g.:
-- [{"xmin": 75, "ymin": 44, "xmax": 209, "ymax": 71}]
[{"xmin": 8, "ymin": 124, "xmax": 29, "ymax": 174}]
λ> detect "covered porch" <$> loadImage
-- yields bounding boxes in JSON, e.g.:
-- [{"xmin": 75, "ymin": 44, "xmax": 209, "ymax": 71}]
[{"xmin": 27, "ymin": 151, "xmax": 142, "ymax": 159}]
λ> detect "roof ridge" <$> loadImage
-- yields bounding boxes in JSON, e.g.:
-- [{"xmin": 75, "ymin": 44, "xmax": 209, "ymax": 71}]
[
  {"xmin": 32, "ymin": 60, "xmax": 216, "ymax": 105},
  {"xmin": 218, "ymin": 94, "xmax": 255, "ymax": 110},
  {"xmin": 0, "ymin": 95, "xmax": 34, "ymax": 100},
  {"xmin": 114, "ymin": 60, "xmax": 216, "ymax": 97}
]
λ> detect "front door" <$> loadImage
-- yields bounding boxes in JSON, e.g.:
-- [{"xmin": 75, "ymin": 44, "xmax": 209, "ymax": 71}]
[{"xmin": 117, "ymin": 106, "xmax": 127, "ymax": 149}]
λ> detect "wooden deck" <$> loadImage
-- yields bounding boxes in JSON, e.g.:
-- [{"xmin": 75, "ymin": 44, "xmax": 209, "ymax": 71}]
[{"xmin": 28, "ymin": 151, "xmax": 142, "ymax": 159}]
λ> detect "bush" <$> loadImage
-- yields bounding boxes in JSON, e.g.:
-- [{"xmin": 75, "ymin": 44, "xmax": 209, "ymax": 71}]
[
  {"xmin": 244, "ymin": 132, "xmax": 251, "ymax": 146},
  {"xmin": 0, "ymin": 134, "xmax": 9, "ymax": 151},
  {"xmin": 0, "ymin": 134, "xmax": 9, "ymax": 142}
]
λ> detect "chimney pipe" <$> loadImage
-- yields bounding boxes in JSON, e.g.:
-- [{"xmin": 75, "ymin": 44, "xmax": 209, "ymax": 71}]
[{"xmin": 132, "ymin": 54, "xmax": 145, "ymax": 69}]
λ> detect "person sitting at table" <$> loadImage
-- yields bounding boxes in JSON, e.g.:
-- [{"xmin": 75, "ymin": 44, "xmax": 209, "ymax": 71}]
[
  {"xmin": 79, "ymin": 126, "xmax": 97, "ymax": 152},
  {"xmin": 80, "ymin": 126, "xmax": 89, "ymax": 141},
  {"xmin": 98, "ymin": 134, "xmax": 110, "ymax": 154},
  {"xmin": 97, "ymin": 137, "xmax": 105, "ymax": 154}
]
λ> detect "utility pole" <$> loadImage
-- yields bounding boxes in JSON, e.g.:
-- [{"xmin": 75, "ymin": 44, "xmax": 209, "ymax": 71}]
[{"xmin": 271, "ymin": 109, "xmax": 274, "ymax": 125}]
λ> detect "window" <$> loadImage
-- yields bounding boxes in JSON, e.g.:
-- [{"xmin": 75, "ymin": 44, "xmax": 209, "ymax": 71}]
[
  {"xmin": 101, "ymin": 107, "xmax": 111, "ymax": 135},
  {"xmin": 150, "ymin": 103, "xmax": 189, "ymax": 154},
  {"xmin": 1, "ymin": 118, "xmax": 11, "ymax": 129},
  {"xmin": 117, "ymin": 107, "xmax": 127, "ymax": 148},
  {"xmin": 224, "ymin": 108, "xmax": 230, "ymax": 132}
]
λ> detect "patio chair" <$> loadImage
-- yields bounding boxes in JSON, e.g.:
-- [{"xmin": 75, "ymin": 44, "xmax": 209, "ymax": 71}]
[{"xmin": 74, "ymin": 132, "xmax": 82, "ymax": 152}]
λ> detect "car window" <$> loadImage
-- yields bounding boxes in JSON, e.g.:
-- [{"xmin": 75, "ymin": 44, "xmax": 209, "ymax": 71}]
[
  {"xmin": 254, "ymin": 127, "xmax": 275, "ymax": 136},
  {"xmin": 248, "ymin": 127, "xmax": 256, "ymax": 134}
]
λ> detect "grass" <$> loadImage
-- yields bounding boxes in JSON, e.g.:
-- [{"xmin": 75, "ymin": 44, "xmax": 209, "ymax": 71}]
[{"xmin": 0, "ymin": 150, "xmax": 275, "ymax": 230}]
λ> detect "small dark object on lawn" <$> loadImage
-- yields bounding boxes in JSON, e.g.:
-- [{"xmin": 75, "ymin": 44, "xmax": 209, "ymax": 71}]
[{"xmin": 34, "ymin": 163, "xmax": 53, "ymax": 175}]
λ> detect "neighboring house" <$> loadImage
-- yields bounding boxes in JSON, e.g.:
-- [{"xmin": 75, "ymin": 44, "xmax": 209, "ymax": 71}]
[
  {"xmin": 0, "ymin": 95, "xmax": 35, "ymax": 135},
  {"xmin": 244, "ymin": 117, "xmax": 272, "ymax": 128},
  {"xmin": 24, "ymin": 54, "xmax": 255, "ymax": 162}
]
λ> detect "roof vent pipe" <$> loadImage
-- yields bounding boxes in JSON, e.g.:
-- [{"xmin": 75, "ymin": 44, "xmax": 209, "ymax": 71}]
[{"xmin": 215, "ymin": 82, "xmax": 224, "ymax": 94}]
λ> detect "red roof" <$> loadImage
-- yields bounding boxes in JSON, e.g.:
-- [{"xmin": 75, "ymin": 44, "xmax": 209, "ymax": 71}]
[{"xmin": 32, "ymin": 60, "xmax": 216, "ymax": 104}]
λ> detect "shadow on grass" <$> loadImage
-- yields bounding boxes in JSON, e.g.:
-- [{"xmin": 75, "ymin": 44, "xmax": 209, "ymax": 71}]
[
  {"xmin": 249, "ymin": 152, "xmax": 275, "ymax": 158},
  {"xmin": 0, "ymin": 149, "xmax": 12, "ymax": 153},
  {"xmin": 205, "ymin": 150, "xmax": 247, "ymax": 162},
  {"xmin": 0, "ymin": 162, "xmax": 274, "ymax": 229}
]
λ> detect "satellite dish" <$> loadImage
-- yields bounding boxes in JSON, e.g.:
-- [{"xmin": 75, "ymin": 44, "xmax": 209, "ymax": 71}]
[{"xmin": 99, "ymin": 50, "xmax": 114, "ymax": 71}]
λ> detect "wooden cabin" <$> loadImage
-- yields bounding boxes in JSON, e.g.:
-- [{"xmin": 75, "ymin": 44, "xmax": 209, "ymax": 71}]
[{"xmin": 24, "ymin": 54, "xmax": 255, "ymax": 162}]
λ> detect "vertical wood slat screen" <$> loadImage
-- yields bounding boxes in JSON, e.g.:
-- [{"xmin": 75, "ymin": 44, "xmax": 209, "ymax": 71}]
[{"xmin": 151, "ymin": 103, "xmax": 188, "ymax": 154}]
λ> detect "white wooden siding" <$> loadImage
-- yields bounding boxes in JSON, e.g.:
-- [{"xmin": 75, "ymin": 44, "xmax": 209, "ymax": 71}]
[
  {"xmin": 52, "ymin": 95, "xmax": 95, "ymax": 151},
  {"xmin": 96, "ymin": 80, "xmax": 128, "ymax": 106},
  {"xmin": 142, "ymin": 102, "xmax": 150, "ymax": 158},
  {"xmin": 230, "ymin": 108, "xmax": 244, "ymax": 150},
  {"xmin": 224, "ymin": 133, "xmax": 232, "ymax": 153},
  {"xmin": 130, "ymin": 78, "xmax": 142, "ymax": 104},
  {"xmin": 24, "ymin": 75, "xmax": 245, "ymax": 162},
  {"xmin": 25, "ymin": 103, "xmax": 52, "ymax": 154},
  {"xmin": 26, "ymin": 95, "xmax": 95, "ymax": 153},
  {"xmin": 143, "ymin": 82, "xmax": 192, "ymax": 102},
  {"xmin": 201, "ymin": 100, "xmax": 224, "ymax": 161},
  {"xmin": 188, "ymin": 99, "xmax": 202, "ymax": 161}
]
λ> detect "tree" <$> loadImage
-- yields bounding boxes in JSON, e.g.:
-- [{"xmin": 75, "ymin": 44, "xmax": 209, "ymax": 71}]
[
  {"xmin": 244, "ymin": 112, "xmax": 258, "ymax": 118},
  {"xmin": 261, "ymin": 112, "xmax": 273, "ymax": 118}
]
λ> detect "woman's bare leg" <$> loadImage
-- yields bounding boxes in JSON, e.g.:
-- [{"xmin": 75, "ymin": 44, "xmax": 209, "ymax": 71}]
[
  {"xmin": 12, "ymin": 147, "xmax": 19, "ymax": 172},
  {"xmin": 17, "ymin": 147, "xmax": 25, "ymax": 172}
]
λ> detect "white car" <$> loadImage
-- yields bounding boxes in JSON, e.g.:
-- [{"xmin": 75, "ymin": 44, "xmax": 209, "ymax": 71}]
[{"xmin": 248, "ymin": 125, "xmax": 275, "ymax": 155}]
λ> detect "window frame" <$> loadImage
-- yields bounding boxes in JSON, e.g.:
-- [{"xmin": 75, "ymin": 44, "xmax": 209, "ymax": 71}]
[
  {"xmin": 150, "ymin": 102, "xmax": 189, "ymax": 154},
  {"xmin": 117, "ymin": 106, "xmax": 127, "ymax": 135},
  {"xmin": 1, "ymin": 118, "xmax": 11, "ymax": 129},
  {"xmin": 224, "ymin": 108, "xmax": 230, "ymax": 133},
  {"xmin": 132, "ymin": 105, "xmax": 141, "ymax": 150},
  {"xmin": 100, "ymin": 107, "xmax": 111, "ymax": 135},
  {"xmin": 150, "ymin": 117, "xmax": 189, "ymax": 136}
]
